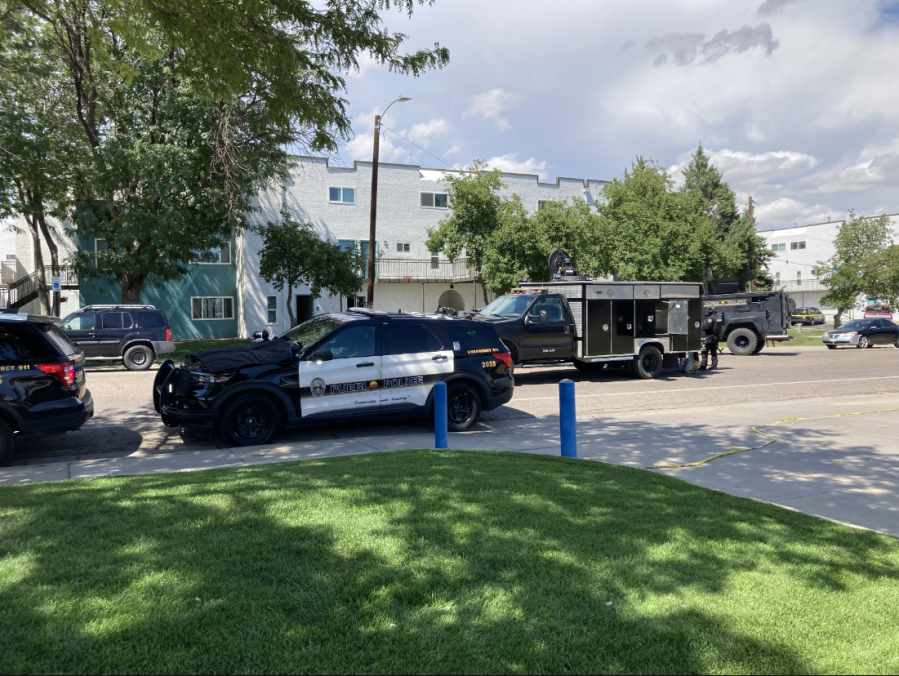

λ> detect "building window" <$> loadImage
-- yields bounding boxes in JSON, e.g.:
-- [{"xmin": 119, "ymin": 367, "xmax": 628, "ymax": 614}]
[
  {"xmin": 537, "ymin": 200, "xmax": 552, "ymax": 211},
  {"xmin": 396, "ymin": 242, "xmax": 411, "ymax": 253},
  {"xmin": 420, "ymin": 192, "xmax": 448, "ymax": 208},
  {"xmin": 772, "ymin": 242, "xmax": 786, "ymax": 252},
  {"xmin": 775, "ymin": 272, "xmax": 781, "ymax": 284},
  {"xmin": 191, "ymin": 296, "xmax": 234, "ymax": 320},
  {"xmin": 791, "ymin": 241, "xmax": 806, "ymax": 250},
  {"xmin": 430, "ymin": 253, "xmax": 439, "ymax": 269},
  {"xmin": 797, "ymin": 271, "xmax": 802, "ymax": 283},
  {"xmin": 194, "ymin": 242, "xmax": 231, "ymax": 264},
  {"xmin": 95, "ymin": 238, "xmax": 108, "ymax": 266},
  {"xmin": 329, "ymin": 187, "xmax": 355, "ymax": 204},
  {"xmin": 347, "ymin": 295, "xmax": 366, "ymax": 309},
  {"xmin": 267, "ymin": 296, "xmax": 277, "ymax": 324}
]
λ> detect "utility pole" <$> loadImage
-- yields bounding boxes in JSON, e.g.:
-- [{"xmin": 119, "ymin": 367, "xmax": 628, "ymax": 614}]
[
  {"xmin": 366, "ymin": 97, "xmax": 411, "ymax": 309},
  {"xmin": 366, "ymin": 114, "xmax": 380, "ymax": 309},
  {"xmin": 748, "ymin": 196, "xmax": 755, "ymax": 292}
]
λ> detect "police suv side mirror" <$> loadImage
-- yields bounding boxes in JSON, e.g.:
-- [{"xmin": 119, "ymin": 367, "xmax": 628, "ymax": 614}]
[{"xmin": 290, "ymin": 342, "xmax": 303, "ymax": 356}]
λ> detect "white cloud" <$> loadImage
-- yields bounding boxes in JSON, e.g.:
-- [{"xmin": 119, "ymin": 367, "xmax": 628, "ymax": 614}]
[
  {"xmin": 669, "ymin": 148, "xmax": 819, "ymax": 186},
  {"xmin": 462, "ymin": 88, "xmax": 519, "ymax": 131},
  {"xmin": 346, "ymin": 52, "xmax": 381, "ymax": 80},
  {"xmin": 754, "ymin": 197, "xmax": 835, "ymax": 228},
  {"xmin": 789, "ymin": 151, "xmax": 899, "ymax": 195},
  {"xmin": 445, "ymin": 145, "xmax": 461, "ymax": 156},
  {"xmin": 486, "ymin": 154, "xmax": 548, "ymax": 179},
  {"xmin": 404, "ymin": 119, "xmax": 450, "ymax": 148},
  {"xmin": 647, "ymin": 23, "xmax": 779, "ymax": 67},
  {"xmin": 345, "ymin": 109, "xmax": 410, "ymax": 162},
  {"xmin": 757, "ymin": 0, "xmax": 807, "ymax": 16}
]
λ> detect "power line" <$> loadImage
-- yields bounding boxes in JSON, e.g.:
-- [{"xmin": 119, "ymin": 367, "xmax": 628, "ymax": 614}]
[{"xmin": 379, "ymin": 124, "xmax": 457, "ymax": 171}]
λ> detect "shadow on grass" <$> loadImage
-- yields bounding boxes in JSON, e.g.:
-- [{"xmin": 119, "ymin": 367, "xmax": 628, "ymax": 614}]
[{"xmin": 0, "ymin": 452, "xmax": 897, "ymax": 673}]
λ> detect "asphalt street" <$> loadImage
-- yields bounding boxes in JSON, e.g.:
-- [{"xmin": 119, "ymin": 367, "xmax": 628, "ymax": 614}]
[{"xmin": 12, "ymin": 343, "xmax": 899, "ymax": 460}]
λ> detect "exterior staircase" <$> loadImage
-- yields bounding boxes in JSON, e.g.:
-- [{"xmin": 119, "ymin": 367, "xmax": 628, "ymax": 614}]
[{"xmin": 0, "ymin": 266, "xmax": 79, "ymax": 310}]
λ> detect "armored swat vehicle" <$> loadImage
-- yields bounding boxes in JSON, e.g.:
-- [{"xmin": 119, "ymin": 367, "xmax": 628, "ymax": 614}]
[
  {"xmin": 701, "ymin": 273, "xmax": 794, "ymax": 355},
  {"xmin": 472, "ymin": 251, "xmax": 704, "ymax": 379}
]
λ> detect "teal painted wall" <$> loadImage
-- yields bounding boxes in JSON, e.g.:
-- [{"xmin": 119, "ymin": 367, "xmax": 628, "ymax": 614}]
[{"xmin": 79, "ymin": 237, "xmax": 238, "ymax": 339}]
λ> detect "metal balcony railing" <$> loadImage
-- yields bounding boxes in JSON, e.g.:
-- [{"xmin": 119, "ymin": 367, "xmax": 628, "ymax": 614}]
[
  {"xmin": 0, "ymin": 265, "xmax": 79, "ymax": 309},
  {"xmin": 373, "ymin": 257, "xmax": 477, "ymax": 283},
  {"xmin": 775, "ymin": 278, "xmax": 828, "ymax": 293}
]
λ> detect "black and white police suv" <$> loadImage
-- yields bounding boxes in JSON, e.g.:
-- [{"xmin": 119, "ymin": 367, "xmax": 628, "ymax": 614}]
[
  {"xmin": 0, "ymin": 311, "xmax": 94, "ymax": 462},
  {"xmin": 154, "ymin": 309, "xmax": 515, "ymax": 447}
]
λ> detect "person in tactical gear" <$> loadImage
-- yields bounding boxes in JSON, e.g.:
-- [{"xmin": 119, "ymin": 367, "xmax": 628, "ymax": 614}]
[{"xmin": 700, "ymin": 307, "xmax": 723, "ymax": 370}]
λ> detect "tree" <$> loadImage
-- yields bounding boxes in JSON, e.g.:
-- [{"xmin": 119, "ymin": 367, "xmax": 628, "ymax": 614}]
[
  {"xmin": 0, "ymin": 14, "xmax": 88, "ymax": 314},
  {"xmin": 5, "ymin": 0, "xmax": 449, "ymax": 302},
  {"xmin": 425, "ymin": 161, "xmax": 505, "ymax": 304},
  {"xmin": 680, "ymin": 144, "xmax": 773, "ymax": 287},
  {"xmin": 258, "ymin": 208, "xmax": 364, "ymax": 328},
  {"xmin": 481, "ymin": 198, "xmax": 609, "ymax": 295},
  {"xmin": 814, "ymin": 212, "xmax": 897, "ymax": 326},
  {"xmin": 598, "ymin": 157, "xmax": 739, "ymax": 281}
]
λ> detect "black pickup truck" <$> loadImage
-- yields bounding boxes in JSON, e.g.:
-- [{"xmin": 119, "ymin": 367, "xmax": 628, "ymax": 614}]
[{"xmin": 472, "ymin": 281, "xmax": 705, "ymax": 379}]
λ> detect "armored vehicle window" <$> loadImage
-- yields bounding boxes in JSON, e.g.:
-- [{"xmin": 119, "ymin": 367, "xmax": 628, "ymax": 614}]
[
  {"xmin": 138, "ymin": 311, "xmax": 166, "ymax": 328},
  {"xmin": 318, "ymin": 326, "xmax": 376, "ymax": 360},
  {"xmin": 0, "ymin": 325, "xmax": 54, "ymax": 362},
  {"xmin": 384, "ymin": 325, "xmax": 428, "ymax": 355}
]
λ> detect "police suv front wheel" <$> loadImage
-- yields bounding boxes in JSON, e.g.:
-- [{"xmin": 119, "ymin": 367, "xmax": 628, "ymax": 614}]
[
  {"xmin": 221, "ymin": 394, "xmax": 282, "ymax": 447},
  {"xmin": 446, "ymin": 384, "xmax": 482, "ymax": 432}
]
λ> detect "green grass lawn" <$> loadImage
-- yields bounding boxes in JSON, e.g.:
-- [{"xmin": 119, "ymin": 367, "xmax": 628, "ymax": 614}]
[
  {"xmin": 1, "ymin": 451, "xmax": 897, "ymax": 674},
  {"xmin": 786, "ymin": 327, "xmax": 828, "ymax": 347},
  {"xmin": 85, "ymin": 338, "xmax": 249, "ymax": 369}
]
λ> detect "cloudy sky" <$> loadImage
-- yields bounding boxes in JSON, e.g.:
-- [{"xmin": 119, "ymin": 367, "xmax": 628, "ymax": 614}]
[{"xmin": 334, "ymin": 0, "xmax": 899, "ymax": 230}]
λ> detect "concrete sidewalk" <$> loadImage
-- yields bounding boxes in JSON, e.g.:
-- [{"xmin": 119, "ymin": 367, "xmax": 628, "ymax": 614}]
[{"xmin": 2, "ymin": 393, "xmax": 898, "ymax": 537}]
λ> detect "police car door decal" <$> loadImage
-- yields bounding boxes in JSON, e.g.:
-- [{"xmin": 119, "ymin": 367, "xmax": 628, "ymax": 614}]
[
  {"xmin": 298, "ymin": 325, "xmax": 381, "ymax": 417},
  {"xmin": 380, "ymin": 325, "xmax": 453, "ymax": 410}
]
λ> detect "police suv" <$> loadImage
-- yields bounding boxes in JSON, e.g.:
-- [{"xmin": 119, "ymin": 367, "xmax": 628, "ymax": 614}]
[
  {"xmin": 0, "ymin": 311, "xmax": 94, "ymax": 461},
  {"xmin": 155, "ymin": 309, "xmax": 514, "ymax": 447}
]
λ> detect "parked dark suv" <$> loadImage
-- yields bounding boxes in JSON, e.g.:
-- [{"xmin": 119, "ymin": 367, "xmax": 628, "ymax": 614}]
[
  {"xmin": 0, "ymin": 311, "xmax": 94, "ymax": 462},
  {"xmin": 155, "ymin": 309, "xmax": 514, "ymax": 447},
  {"xmin": 59, "ymin": 304, "xmax": 175, "ymax": 371}
]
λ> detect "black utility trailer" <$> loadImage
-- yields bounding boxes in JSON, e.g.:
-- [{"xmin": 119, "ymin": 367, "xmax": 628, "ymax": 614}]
[{"xmin": 475, "ymin": 280, "xmax": 705, "ymax": 379}]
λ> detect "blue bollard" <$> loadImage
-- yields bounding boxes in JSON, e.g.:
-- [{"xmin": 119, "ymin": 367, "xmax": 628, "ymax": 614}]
[
  {"xmin": 559, "ymin": 379, "xmax": 577, "ymax": 458},
  {"xmin": 434, "ymin": 381, "xmax": 448, "ymax": 449}
]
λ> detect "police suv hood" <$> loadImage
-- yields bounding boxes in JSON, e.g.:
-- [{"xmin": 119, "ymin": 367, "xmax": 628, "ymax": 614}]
[{"xmin": 187, "ymin": 339, "xmax": 294, "ymax": 373}]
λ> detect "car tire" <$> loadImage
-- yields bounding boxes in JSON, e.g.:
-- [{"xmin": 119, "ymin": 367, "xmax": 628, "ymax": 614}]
[
  {"xmin": 124, "ymin": 345, "xmax": 154, "ymax": 371},
  {"xmin": 752, "ymin": 339, "xmax": 766, "ymax": 354},
  {"xmin": 446, "ymin": 383, "xmax": 481, "ymax": 432},
  {"xmin": 0, "ymin": 418, "xmax": 14, "ymax": 465},
  {"xmin": 623, "ymin": 359, "xmax": 637, "ymax": 377},
  {"xmin": 856, "ymin": 336, "xmax": 870, "ymax": 349},
  {"xmin": 827, "ymin": 344, "xmax": 837, "ymax": 349},
  {"xmin": 633, "ymin": 346, "xmax": 664, "ymax": 379},
  {"xmin": 727, "ymin": 328, "xmax": 759, "ymax": 356},
  {"xmin": 220, "ymin": 394, "xmax": 282, "ymax": 447}
]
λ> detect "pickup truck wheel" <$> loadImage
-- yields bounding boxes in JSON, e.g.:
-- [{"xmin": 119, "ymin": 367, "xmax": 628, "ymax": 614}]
[
  {"xmin": 727, "ymin": 328, "xmax": 759, "ymax": 356},
  {"xmin": 0, "ymin": 419, "xmax": 14, "ymax": 465},
  {"xmin": 221, "ymin": 394, "xmax": 281, "ymax": 447},
  {"xmin": 633, "ymin": 346, "xmax": 664, "ymax": 379},
  {"xmin": 446, "ymin": 383, "xmax": 481, "ymax": 432},
  {"xmin": 623, "ymin": 359, "xmax": 637, "ymax": 377},
  {"xmin": 124, "ymin": 345, "xmax": 154, "ymax": 371}
]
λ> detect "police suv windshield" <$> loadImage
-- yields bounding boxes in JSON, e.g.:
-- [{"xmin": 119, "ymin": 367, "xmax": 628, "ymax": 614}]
[
  {"xmin": 279, "ymin": 315, "xmax": 349, "ymax": 348},
  {"xmin": 838, "ymin": 320, "xmax": 871, "ymax": 330},
  {"xmin": 479, "ymin": 294, "xmax": 536, "ymax": 318}
]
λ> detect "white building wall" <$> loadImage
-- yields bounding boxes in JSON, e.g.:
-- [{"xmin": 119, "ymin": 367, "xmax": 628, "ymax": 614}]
[
  {"xmin": 761, "ymin": 213, "xmax": 899, "ymax": 319},
  {"xmin": 241, "ymin": 156, "xmax": 606, "ymax": 335}
]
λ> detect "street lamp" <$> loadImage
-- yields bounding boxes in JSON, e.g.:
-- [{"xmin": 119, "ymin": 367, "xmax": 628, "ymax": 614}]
[{"xmin": 367, "ymin": 96, "xmax": 411, "ymax": 308}]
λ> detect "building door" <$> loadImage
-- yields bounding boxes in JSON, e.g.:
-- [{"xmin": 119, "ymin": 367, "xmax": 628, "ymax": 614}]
[
  {"xmin": 298, "ymin": 325, "xmax": 381, "ymax": 419},
  {"xmin": 296, "ymin": 295, "xmax": 314, "ymax": 324}
]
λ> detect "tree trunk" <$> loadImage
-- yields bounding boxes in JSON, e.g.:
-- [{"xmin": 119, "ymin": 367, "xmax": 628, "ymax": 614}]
[
  {"xmin": 834, "ymin": 307, "xmax": 847, "ymax": 329},
  {"xmin": 480, "ymin": 278, "xmax": 489, "ymax": 308},
  {"xmin": 36, "ymin": 211, "xmax": 60, "ymax": 316},
  {"xmin": 286, "ymin": 285, "xmax": 296, "ymax": 328},
  {"xmin": 24, "ymin": 213, "xmax": 51, "ymax": 315},
  {"xmin": 120, "ymin": 273, "xmax": 145, "ymax": 304}
]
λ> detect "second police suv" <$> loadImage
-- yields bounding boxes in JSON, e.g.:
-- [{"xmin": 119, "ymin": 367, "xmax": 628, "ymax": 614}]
[{"xmin": 155, "ymin": 308, "xmax": 514, "ymax": 446}]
